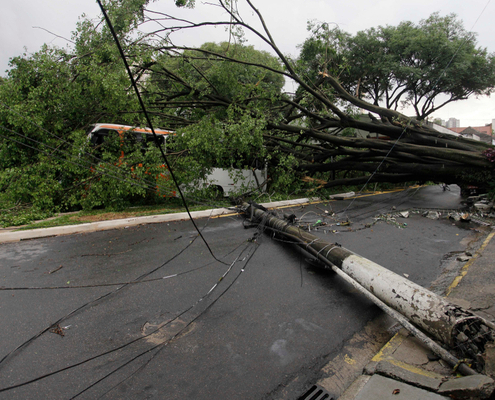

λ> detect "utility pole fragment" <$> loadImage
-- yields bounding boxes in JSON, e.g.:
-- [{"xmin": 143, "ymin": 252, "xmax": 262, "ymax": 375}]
[{"xmin": 242, "ymin": 202, "xmax": 495, "ymax": 376}]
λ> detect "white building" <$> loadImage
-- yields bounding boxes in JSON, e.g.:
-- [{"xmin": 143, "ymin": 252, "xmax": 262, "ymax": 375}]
[{"xmin": 446, "ymin": 118, "xmax": 460, "ymax": 128}]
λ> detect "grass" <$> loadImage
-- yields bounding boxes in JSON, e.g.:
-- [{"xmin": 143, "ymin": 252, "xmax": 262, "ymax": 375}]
[
  {"xmin": 8, "ymin": 182, "xmax": 419, "ymax": 231},
  {"xmin": 14, "ymin": 200, "xmax": 231, "ymax": 231}
]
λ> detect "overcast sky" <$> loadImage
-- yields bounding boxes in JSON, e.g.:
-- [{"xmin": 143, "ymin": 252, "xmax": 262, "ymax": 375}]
[{"xmin": 1, "ymin": 0, "xmax": 494, "ymax": 126}]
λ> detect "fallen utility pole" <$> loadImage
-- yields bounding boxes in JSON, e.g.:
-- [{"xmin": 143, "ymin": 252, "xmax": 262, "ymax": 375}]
[{"xmin": 242, "ymin": 202, "xmax": 495, "ymax": 376}]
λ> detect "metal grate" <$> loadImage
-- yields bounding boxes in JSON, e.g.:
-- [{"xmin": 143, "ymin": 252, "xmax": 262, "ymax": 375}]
[{"xmin": 297, "ymin": 384, "xmax": 333, "ymax": 400}]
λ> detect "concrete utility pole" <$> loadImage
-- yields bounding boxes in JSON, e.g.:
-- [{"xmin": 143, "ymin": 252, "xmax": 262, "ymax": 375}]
[{"xmin": 242, "ymin": 202, "xmax": 495, "ymax": 376}]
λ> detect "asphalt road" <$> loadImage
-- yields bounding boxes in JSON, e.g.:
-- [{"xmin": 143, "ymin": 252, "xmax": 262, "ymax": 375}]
[{"xmin": 0, "ymin": 185, "xmax": 489, "ymax": 399}]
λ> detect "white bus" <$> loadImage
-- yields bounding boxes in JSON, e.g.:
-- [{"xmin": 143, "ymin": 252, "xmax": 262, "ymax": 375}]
[{"xmin": 86, "ymin": 123, "xmax": 267, "ymax": 197}]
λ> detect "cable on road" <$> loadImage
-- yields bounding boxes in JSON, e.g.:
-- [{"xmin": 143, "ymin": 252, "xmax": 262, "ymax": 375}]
[
  {"xmin": 0, "ymin": 237, "xmax": 259, "ymax": 396},
  {"xmin": 68, "ymin": 205, "xmax": 273, "ymax": 398},
  {"xmin": 0, "ymin": 209, "xmax": 272, "ymax": 396},
  {"xmin": 0, "ymin": 208, "xmax": 216, "ymax": 367},
  {"xmin": 93, "ymin": 213, "xmax": 272, "ymax": 399},
  {"xmin": 71, "ymin": 240, "xmax": 262, "ymax": 399}
]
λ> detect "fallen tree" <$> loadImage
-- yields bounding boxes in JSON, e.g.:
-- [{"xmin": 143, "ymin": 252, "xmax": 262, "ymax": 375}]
[{"xmin": 130, "ymin": 0, "xmax": 495, "ymax": 192}]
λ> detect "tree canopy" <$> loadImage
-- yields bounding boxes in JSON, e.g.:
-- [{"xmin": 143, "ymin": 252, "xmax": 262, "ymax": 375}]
[
  {"xmin": 298, "ymin": 13, "xmax": 495, "ymax": 120},
  {"xmin": 0, "ymin": 4, "xmax": 160, "ymax": 224},
  {"xmin": 147, "ymin": 41, "xmax": 285, "ymax": 127}
]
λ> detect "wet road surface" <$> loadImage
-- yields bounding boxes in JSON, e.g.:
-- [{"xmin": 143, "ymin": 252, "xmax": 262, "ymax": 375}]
[{"xmin": 0, "ymin": 185, "xmax": 489, "ymax": 399}]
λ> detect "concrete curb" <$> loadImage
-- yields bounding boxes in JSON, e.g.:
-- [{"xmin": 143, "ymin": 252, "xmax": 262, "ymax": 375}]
[{"xmin": 0, "ymin": 197, "xmax": 328, "ymax": 243}]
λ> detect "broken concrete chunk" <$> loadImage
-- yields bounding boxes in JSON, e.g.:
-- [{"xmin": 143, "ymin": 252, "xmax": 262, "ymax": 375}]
[
  {"xmin": 424, "ymin": 211, "xmax": 440, "ymax": 220},
  {"xmin": 484, "ymin": 342, "xmax": 495, "ymax": 379},
  {"xmin": 474, "ymin": 202, "xmax": 493, "ymax": 212},
  {"xmin": 449, "ymin": 213, "xmax": 461, "ymax": 222},
  {"xmin": 456, "ymin": 255, "xmax": 471, "ymax": 262},
  {"xmin": 438, "ymin": 374, "xmax": 495, "ymax": 399},
  {"xmin": 373, "ymin": 360, "xmax": 444, "ymax": 392}
]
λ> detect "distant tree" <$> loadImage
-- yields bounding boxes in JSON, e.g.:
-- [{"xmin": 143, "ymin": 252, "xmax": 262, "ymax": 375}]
[{"xmin": 300, "ymin": 13, "xmax": 495, "ymax": 120}]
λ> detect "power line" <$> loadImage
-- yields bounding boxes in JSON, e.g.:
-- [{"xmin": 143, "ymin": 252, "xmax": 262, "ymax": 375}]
[
  {"xmin": 96, "ymin": 0, "xmax": 228, "ymax": 266},
  {"xmin": 71, "ymin": 209, "xmax": 270, "ymax": 398},
  {"xmin": 0, "ymin": 233, "xmax": 262, "ymax": 396}
]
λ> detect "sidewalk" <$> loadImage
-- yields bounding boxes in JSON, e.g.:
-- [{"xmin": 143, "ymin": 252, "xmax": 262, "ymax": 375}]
[
  {"xmin": 0, "ymin": 198, "xmax": 320, "ymax": 243},
  {"xmin": 333, "ymin": 231, "xmax": 495, "ymax": 400}
]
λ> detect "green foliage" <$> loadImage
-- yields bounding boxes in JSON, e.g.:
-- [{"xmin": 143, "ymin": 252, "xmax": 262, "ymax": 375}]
[
  {"xmin": 0, "ymin": 0, "xmax": 293, "ymax": 226},
  {"xmin": 296, "ymin": 21, "xmax": 350, "ymax": 83},
  {"xmin": 299, "ymin": 13, "xmax": 495, "ymax": 119},
  {"xmin": 174, "ymin": 0, "xmax": 195, "ymax": 8},
  {"xmin": 149, "ymin": 41, "xmax": 285, "ymax": 123},
  {"xmin": 267, "ymin": 152, "xmax": 302, "ymax": 194},
  {"xmin": 0, "ymin": 7, "xmax": 168, "ymax": 225},
  {"xmin": 0, "ymin": 161, "xmax": 62, "ymax": 226},
  {"xmin": 146, "ymin": 41, "xmax": 296, "ymax": 197},
  {"xmin": 169, "ymin": 105, "xmax": 268, "ymax": 193}
]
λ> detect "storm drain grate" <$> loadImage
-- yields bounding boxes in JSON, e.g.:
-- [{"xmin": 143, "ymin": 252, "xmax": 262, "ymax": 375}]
[{"xmin": 296, "ymin": 384, "xmax": 333, "ymax": 400}]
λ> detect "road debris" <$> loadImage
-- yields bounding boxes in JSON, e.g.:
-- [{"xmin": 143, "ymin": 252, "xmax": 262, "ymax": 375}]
[
  {"xmin": 48, "ymin": 265, "xmax": 64, "ymax": 274},
  {"xmin": 475, "ymin": 202, "xmax": 494, "ymax": 212},
  {"xmin": 242, "ymin": 202, "xmax": 495, "ymax": 376},
  {"xmin": 373, "ymin": 214, "xmax": 407, "ymax": 229},
  {"xmin": 438, "ymin": 374, "xmax": 495, "ymax": 399},
  {"xmin": 49, "ymin": 324, "xmax": 65, "ymax": 337},
  {"xmin": 424, "ymin": 211, "xmax": 441, "ymax": 220}
]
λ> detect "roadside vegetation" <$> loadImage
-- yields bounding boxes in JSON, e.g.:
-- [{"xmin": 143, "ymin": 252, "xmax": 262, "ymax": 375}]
[
  {"xmin": 8, "ymin": 183, "xmax": 418, "ymax": 230},
  {"xmin": 1, "ymin": 0, "xmax": 494, "ymax": 227}
]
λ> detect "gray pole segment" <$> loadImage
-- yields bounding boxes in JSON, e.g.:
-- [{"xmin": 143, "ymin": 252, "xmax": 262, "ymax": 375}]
[{"xmin": 242, "ymin": 202, "xmax": 492, "ymax": 375}]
